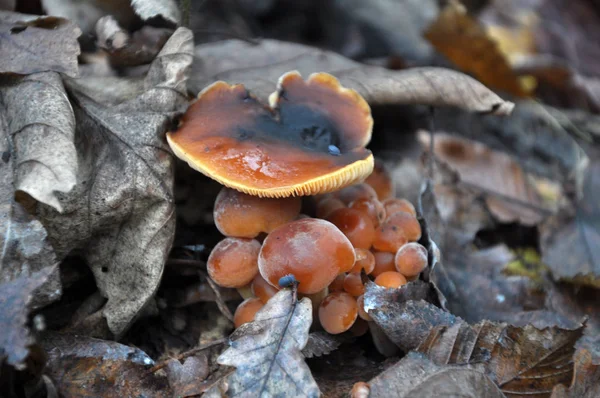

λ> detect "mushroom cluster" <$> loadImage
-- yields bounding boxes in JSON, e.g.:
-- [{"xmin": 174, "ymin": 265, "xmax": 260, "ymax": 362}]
[
  {"xmin": 206, "ymin": 165, "xmax": 428, "ymax": 335},
  {"xmin": 167, "ymin": 71, "xmax": 429, "ymax": 339}
]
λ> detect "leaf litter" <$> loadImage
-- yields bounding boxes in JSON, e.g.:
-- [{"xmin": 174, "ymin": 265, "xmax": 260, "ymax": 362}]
[{"xmin": 2, "ymin": 1, "xmax": 600, "ymax": 397}]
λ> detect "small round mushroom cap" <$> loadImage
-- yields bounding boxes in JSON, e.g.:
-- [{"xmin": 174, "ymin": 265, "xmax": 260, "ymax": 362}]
[
  {"xmin": 207, "ymin": 238, "xmax": 261, "ymax": 288},
  {"xmin": 214, "ymin": 187, "xmax": 301, "ymax": 238},
  {"xmin": 258, "ymin": 218, "xmax": 355, "ymax": 294},
  {"xmin": 234, "ymin": 297, "xmax": 264, "ymax": 328},
  {"xmin": 375, "ymin": 271, "xmax": 408, "ymax": 289},
  {"xmin": 318, "ymin": 292, "xmax": 358, "ymax": 334},
  {"xmin": 167, "ymin": 71, "xmax": 374, "ymax": 198},
  {"xmin": 395, "ymin": 242, "xmax": 428, "ymax": 277},
  {"xmin": 251, "ymin": 274, "xmax": 280, "ymax": 304}
]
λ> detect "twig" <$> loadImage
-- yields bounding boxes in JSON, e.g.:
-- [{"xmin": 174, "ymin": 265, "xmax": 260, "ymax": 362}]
[{"xmin": 148, "ymin": 338, "xmax": 227, "ymax": 373}]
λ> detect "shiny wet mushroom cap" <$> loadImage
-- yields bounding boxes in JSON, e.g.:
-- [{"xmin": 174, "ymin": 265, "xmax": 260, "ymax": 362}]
[{"xmin": 166, "ymin": 71, "xmax": 374, "ymax": 198}]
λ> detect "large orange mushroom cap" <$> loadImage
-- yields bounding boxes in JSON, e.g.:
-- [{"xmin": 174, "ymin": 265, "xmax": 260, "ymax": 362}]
[{"xmin": 166, "ymin": 71, "xmax": 374, "ymax": 198}]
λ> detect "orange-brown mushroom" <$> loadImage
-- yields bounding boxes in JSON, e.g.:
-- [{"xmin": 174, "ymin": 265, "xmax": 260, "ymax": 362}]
[
  {"xmin": 258, "ymin": 218, "xmax": 355, "ymax": 294},
  {"xmin": 214, "ymin": 187, "xmax": 301, "ymax": 238},
  {"xmin": 318, "ymin": 291, "xmax": 358, "ymax": 334},
  {"xmin": 374, "ymin": 271, "xmax": 407, "ymax": 288},
  {"xmin": 365, "ymin": 158, "xmax": 394, "ymax": 200},
  {"xmin": 343, "ymin": 272, "xmax": 366, "ymax": 297},
  {"xmin": 251, "ymin": 274, "xmax": 280, "ymax": 304},
  {"xmin": 350, "ymin": 248, "xmax": 375, "ymax": 274},
  {"xmin": 167, "ymin": 71, "xmax": 374, "ymax": 198},
  {"xmin": 373, "ymin": 211, "xmax": 421, "ymax": 252},
  {"xmin": 233, "ymin": 297, "xmax": 264, "ymax": 328},
  {"xmin": 207, "ymin": 238, "xmax": 261, "ymax": 288},
  {"xmin": 395, "ymin": 242, "xmax": 428, "ymax": 277},
  {"xmin": 371, "ymin": 251, "xmax": 397, "ymax": 277},
  {"xmin": 327, "ymin": 208, "xmax": 375, "ymax": 249}
]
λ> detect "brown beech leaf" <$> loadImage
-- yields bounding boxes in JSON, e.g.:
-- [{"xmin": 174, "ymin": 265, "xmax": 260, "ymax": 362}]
[
  {"xmin": 192, "ymin": 39, "xmax": 514, "ymax": 114},
  {"xmin": 421, "ymin": 131, "xmax": 555, "ymax": 226},
  {"xmin": 0, "ymin": 267, "xmax": 54, "ymax": 369},
  {"xmin": 425, "ymin": 0, "xmax": 528, "ymax": 98},
  {"xmin": 302, "ymin": 331, "xmax": 351, "ymax": 359},
  {"xmin": 541, "ymin": 160, "xmax": 600, "ymax": 288},
  {"xmin": 551, "ymin": 346, "xmax": 600, "ymax": 398},
  {"xmin": 42, "ymin": 332, "xmax": 169, "ymax": 397},
  {"xmin": 417, "ymin": 320, "xmax": 583, "ymax": 396},
  {"xmin": 0, "ymin": 72, "xmax": 77, "ymax": 212},
  {"xmin": 164, "ymin": 354, "xmax": 210, "ymax": 398},
  {"xmin": 0, "ymin": 11, "xmax": 80, "ymax": 77},
  {"xmin": 33, "ymin": 28, "xmax": 193, "ymax": 337},
  {"xmin": 218, "ymin": 289, "xmax": 320, "ymax": 397},
  {"xmin": 369, "ymin": 351, "xmax": 504, "ymax": 398}
]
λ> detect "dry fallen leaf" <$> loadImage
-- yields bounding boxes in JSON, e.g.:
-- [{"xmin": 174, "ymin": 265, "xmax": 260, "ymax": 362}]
[
  {"xmin": 363, "ymin": 280, "xmax": 454, "ymax": 352},
  {"xmin": 192, "ymin": 39, "xmax": 514, "ymax": 115},
  {"xmin": 541, "ymin": 161, "xmax": 600, "ymax": 288},
  {"xmin": 302, "ymin": 331, "xmax": 351, "ymax": 359},
  {"xmin": 369, "ymin": 351, "xmax": 504, "ymax": 398},
  {"xmin": 0, "ymin": 267, "xmax": 54, "ymax": 369},
  {"xmin": 0, "ymin": 71, "xmax": 78, "ymax": 212},
  {"xmin": 0, "ymin": 92, "xmax": 62, "ymax": 306},
  {"xmin": 425, "ymin": 0, "xmax": 528, "ymax": 97},
  {"xmin": 420, "ymin": 131, "xmax": 553, "ymax": 225},
  {"xmin": 218, "ymin": 289, "xmax": 320, "ymax": 397},
  {"xmin": 551, "ymin": 346, "xmax": 600, "ymax": 398},
  {"xmin": 417, "ymin": 320, "xmax": 583, "ymax": 396},
  {"xmin": 0, "ymin": 11, "xmax": 80, "ymax": 77},
  {"xmin": 33, "ymin": 28, "xmax": 193, "ymax": 337},
  {"xmin": 164, "ymin": 354, "xmax": 210, "ymax": 398},
  {"xmin": 42, "ymin": 332, "xmax": 169, "ymax": 397}
]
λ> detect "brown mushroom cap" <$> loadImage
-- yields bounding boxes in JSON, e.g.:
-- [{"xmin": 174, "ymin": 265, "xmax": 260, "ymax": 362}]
[
  {"xmin": 167, "ymin": 71, "xmax": 374, "ymax": 198},
  {"xmin": 258, "ymin": 218, "xmax": 355, "ymax": 294},
  {"xmin": 213, "ymin": 187, "xmax": 301, "ymax": 238}
]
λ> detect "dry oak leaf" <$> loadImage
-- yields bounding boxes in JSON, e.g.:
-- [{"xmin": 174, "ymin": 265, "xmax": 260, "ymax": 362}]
[
  {"xmin": 0, "ymin": 267, "xmax": 54, "ymax": 369},
  {"xmin": 541, "ymin": 160, "xmax": 600, "ymax": 288},
  {"xmin": 417, "ymin": 319, "xmax": 583, "ymax": 396},
  {"xmin": 34, "ymin": 28, "xmax": 193, "ymax": 337},
  {"xmin": 218, "ymin": 289, "xmax": 320, "ymax": 397},
  {"xmin": 42, "ymin": 332, "xmax": 169, "ymax": 397},
  {"xmin": 0, "ymin": 11, "xmax": 80, "ymax": 77},
  {"xmin": 192, "ymin": 39, "xmax": 514, "ymax": 115},
  {"xmin": 368, "ymin": 351, "xmax": 504, "ymax": 398},
  {"xmin": 424, "ymin": 0, "xmax": 529, "ymax": 98}
]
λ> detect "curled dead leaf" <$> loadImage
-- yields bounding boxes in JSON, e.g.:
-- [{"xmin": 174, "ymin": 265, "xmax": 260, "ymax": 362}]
[
  {"xmin": 0, "ymin": 72, "xmax": 77, "ymax": 212},
  {"xmin": 34, "ymin": 28, "xmax": 193, "ymax": 337},
  {"xmin": 192, "ymin": 39, "xmax": 514, "ymax": 114},
  {"xmin": 218, "ymin": 289, "xmax": 320, "ymax": 397}
]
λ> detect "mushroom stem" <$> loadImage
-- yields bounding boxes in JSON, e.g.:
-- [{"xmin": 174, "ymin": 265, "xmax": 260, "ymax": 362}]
[
  {"xmin": 236, "ymin": 285, "xmax": 253, "ymax": 300},
  {"xmin": 369, "ymin": 322, "xmax": 400, "ymax": 357}
]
